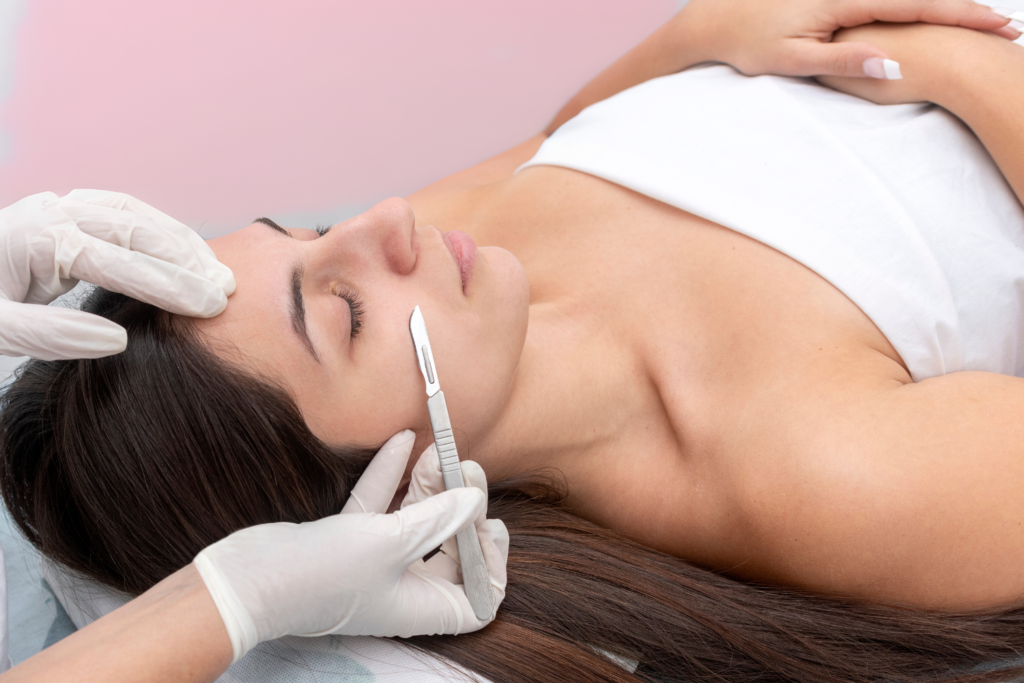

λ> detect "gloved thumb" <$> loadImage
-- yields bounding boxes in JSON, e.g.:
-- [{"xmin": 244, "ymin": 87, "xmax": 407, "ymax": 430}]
[
  {"xmin": 799, "ymin": 42, "xmax": 902, "ymax": 79},
  {"xmin": 392, "ymin": 487, "xmax": 486, "ymax": 567},
  {"xmin": 0, "ymin": 298, "xmax": 126, "ymax": 360},
  {"xmin": 341, "ymin": 430, "xmax": 416, "ymax": 514}
]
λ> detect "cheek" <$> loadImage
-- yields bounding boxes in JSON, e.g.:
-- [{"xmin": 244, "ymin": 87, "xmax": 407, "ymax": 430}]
[
  {"xmin": 482, "ymin": 247, "xmax": 530, "ymax": 339},
  {"xmin": 318, "ymin": 358, "xmax": 430, "ymax": 448},
  {"xmin": 315, "ymin": 251, "xmax": 529, "ymax": 449},
  {"xmin": 437, "ymin": 265, "xmax": 529, "ymax": 440},
  {"xmin": 318, "ymin": 307, "xmax": 444, "ymax": 447}
]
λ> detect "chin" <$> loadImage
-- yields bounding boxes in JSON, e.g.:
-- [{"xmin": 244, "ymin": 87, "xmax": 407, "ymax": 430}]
[
  {"xmin": 479, "ymin": 245, "xmax": 529, "ymax": 335},
  {"xmin": 452, "ymin": 246, "xmax": 528, "ymax": 432},
  {"xmin": 479, "ymin": 245, "xmax": 529, "ymax": 306}
]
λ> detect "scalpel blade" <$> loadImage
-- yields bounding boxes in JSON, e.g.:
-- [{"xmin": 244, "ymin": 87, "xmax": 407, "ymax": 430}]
[{"xmin": 409, "ymin": 306, "xmax": 440, "ymax": 397}]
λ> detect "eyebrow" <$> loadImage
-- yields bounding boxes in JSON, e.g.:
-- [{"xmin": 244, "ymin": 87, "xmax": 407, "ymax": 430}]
[
  {"xmin": 254, "ymin": 217, "xmax": 322, "ymax": 362},
  {"xmin": 290, "ymin": 266, "xmax": 321, "ymax": 363},
  {"xmin": 254, "ymin": 217, "xmax": 289, "ymax": 235}
]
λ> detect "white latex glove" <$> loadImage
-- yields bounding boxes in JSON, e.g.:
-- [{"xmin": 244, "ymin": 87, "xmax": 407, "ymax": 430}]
[
  {"xmin": 402, "ymin": 444, "xmax": 509, "ymax": 623},
  {"xmin": 194, "ymin": 430, "xmax": 508, "ymax": 664},
  {"xmin": 0, "ymin": 190, "xmax": 235, "ymax": 361}
]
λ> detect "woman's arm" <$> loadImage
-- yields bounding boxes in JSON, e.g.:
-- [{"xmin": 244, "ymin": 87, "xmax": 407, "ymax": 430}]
[
  {"xmin": 820, "ymin": 24, "xmax": 1024, "ymax": 205},
  {"xmin": 410, "ymin": 0, "xmax": 1015, "ymax": 214},
  {"xmin": 1, "ymin": 564, "xmax": 232, "ymax": 683},
  {"xmin": 545, "ymin": 0, "xmax": 1017, "ymax": 134},
  {"xmin": 942, "ymin": 39, "xmax": 1024, "ymax": 205}
]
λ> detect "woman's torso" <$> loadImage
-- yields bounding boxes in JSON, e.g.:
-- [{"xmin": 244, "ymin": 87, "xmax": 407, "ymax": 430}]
[
  {"xmin": 411, "ymin": 163, "xmax": 910, "ymax": 585},
  {"xmin": 406, "ymin": 66, "xmax": 1024, "ymax": 592}
]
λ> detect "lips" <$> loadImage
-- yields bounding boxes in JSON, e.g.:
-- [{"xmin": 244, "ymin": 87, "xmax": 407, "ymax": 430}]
[{"xmin": 442, "ymin": 230, "xmax": 476, "ymax": 293}]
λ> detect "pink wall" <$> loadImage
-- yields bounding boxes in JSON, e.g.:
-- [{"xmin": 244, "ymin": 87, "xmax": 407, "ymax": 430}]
[{"xmin": 0, "ymin": 1, "xmax": 677, "ymax": 235}]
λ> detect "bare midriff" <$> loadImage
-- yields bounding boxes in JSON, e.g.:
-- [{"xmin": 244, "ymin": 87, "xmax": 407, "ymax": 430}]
[{"xmin": 409, "ymin": 162, "xmax": 913, "ymax": 591}]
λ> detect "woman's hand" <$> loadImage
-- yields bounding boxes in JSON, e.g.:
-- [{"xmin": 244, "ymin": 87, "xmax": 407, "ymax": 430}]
[
  {"xmin": 547, "ymin": 0, "xmax": 1018, "ymax": 133},
  {"xmin": 815, "ymin": 22, "xmax": 1013, "ymax": 103},
  {"xmin": 677, "ymin": 0, "xmax": 1019, "ymax": 79}
]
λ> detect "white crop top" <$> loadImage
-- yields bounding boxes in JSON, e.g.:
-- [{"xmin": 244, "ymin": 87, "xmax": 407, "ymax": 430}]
[{"xmin": 519, "ymin": 65, "xmax": 1024, "ymax": 382}]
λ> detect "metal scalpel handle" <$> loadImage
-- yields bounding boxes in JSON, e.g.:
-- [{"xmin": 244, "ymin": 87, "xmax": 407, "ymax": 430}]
[{"xmin": 427, "ymin": 391, "xmax": 495, "ymax": 622}]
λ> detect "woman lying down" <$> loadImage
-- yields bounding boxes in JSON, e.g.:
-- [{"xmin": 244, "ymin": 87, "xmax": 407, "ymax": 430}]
[{"xmin": 4, "ymin": 0, "xmax": 1024, "ymax": 681}]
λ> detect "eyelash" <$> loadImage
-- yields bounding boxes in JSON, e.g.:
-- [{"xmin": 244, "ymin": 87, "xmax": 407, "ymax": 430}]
[
  {"xmin": 336, "ymin": 287, "xmax": 364, "ymax": 339},
  {"xmin": 316, "ymin": 225, "xmax": 362, "ymax": 338}
]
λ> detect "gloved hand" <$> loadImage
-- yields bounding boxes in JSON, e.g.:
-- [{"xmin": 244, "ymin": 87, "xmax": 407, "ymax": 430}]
[
  {"xmin": 0, "ymin": 190, "xmax": 235, "ymax": 360},
  {"xmin": 402, "ymin": 443, "xmax": 508, "ymax": 624},
  {"xmin": 193, "ymin": 430, "xmax": 509, "ymax": 664}
]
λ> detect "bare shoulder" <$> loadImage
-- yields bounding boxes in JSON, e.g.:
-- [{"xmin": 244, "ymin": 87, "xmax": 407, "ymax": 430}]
[
  {"xmin": 717, "ymin": 366, "xmax": 1024, "ymax": 611},
  {"xmin": 404, "ymin": 134, "xmax": 547, "ymax": 228}
]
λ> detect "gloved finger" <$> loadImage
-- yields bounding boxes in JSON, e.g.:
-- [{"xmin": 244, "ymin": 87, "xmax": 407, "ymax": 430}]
[
  {"xmin": 341, "ymin": 430, "xmax": 416, "ymax": 514},
  {"xmin": 461, "ymin": 461, "xmax": 488, "ymax": 525},
  {"xmin": 58, "ymin": 201, "xmax": 206, "ymax": 277},
  {"xmin": 423, "ymin": 548, "xmax": 463, "ymax": 585},
  {"xmin": 478, "ymin": 518, "xmax": 510, "ymax": 595},
  {"xmin": 419, "ymin": 518, "xmax": 509, "ymax": 623},
  {"xmin": 0, "ymin": 298, "xmax": 126, "ymax": 360},
  {"xmin": 403, "ymin": 446, "xmax": 490, "ymax": 519},
  {"xmin": 56, "ymin": 231, "xmax": 228, "ymax": 317},
  {"xmin": 423, "ymin": 517, "xmax": 507, "ymax": 580},
  {"xmin": 793, "ymin": 41, "xmax": 901, "ymax": 79},
  {"xmin": 831, "ymin": 0, "xmax": 1011, "ymax": 31},
  {"xmin": 400, "ymin": 562, "xmax": 471, "ymax": 635},
  {"xmin": 61, "ymin": 190, "xmax": 236, "ymax": 296},
  {"xmin": 392, "ymin": 487, "xmax": 486, "ymax": 567},
  {"xmin": 58, "ymin": 194, "xmax": 235, "ymax": 296},
  {"xmin": 438, "ymin": 497, "xmax": 505, "ymax": 573},
  {"xmin": 408, "ymin": 457, "xmax": 489, "ymax": 565},
  {"xmin": 403, "ymin": 443, "xmax": 443, "ymax": 508}
]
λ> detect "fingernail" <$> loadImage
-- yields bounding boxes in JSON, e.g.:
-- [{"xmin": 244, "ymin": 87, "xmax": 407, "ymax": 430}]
[
  {"xmin": 863, "ymin": 58, "xmax": 902, "ymax": 80},
  {"xmin": 1009, "ymin": 18, "xmax": 1024, "ymax": 31},
  {"xmin": 991, "ymin": 7, "xmax": 1018, "ymax": 19}
]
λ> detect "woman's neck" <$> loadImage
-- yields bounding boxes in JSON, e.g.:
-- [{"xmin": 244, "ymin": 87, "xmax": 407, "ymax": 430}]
[{"xmin": 468, "ymin": 298, "xmax": 660, "ymax": 484}]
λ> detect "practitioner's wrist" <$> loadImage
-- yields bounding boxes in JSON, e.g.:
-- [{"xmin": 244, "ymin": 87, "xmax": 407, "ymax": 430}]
[
  {"xmin": 0, "ymin": 564, "xmax": 233, "ymax": 683},
  {"xmin": 139, "ymin": 564, "xmax": 236, "ymax": 668}
]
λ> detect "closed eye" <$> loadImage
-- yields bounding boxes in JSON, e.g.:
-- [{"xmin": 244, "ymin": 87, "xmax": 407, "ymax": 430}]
[{"xmin": 333, "ymin": 286, "xmax": 364, "ymax": 339}]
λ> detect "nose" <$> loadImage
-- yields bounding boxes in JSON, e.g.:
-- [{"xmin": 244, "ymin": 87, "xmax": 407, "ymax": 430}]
[{"xmin": 337, "ymin": 197, "xmax": 417, "ymax": 275}]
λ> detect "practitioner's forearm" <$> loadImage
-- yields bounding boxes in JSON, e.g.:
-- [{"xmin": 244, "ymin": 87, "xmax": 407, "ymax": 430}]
[
  {"xmin": 928, "ymin": 33, "xmax": 1024, "ymax": 205},
  {"xmin": 1, "ymin": 564, "xmax": 232, "ymax": 683},
  {"xmin": 544, "ymin": 9, "xmax": 711, "ymax": 135}
]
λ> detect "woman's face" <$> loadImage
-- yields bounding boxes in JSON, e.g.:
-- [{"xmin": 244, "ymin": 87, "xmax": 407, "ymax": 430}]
[{"xmin": 193, "ymin": 197, "xmax": 530, "ymax": 451}]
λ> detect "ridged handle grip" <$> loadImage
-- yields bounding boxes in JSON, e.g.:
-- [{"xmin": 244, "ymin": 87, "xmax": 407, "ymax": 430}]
[{"xmin": 427, "ymin": 391, "xmax": 495, "ymax": 621}]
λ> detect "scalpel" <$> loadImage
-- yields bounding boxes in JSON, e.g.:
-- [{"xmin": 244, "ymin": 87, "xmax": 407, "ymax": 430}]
[{"xmin": 409, "ymin": 305, "xmax": 494, "ymax": 621}]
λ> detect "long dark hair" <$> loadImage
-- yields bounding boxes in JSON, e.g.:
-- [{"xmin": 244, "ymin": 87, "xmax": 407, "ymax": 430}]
[{"xmin": 3, "ymin": 287, "xmax": 1024, "ymax": 683}]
